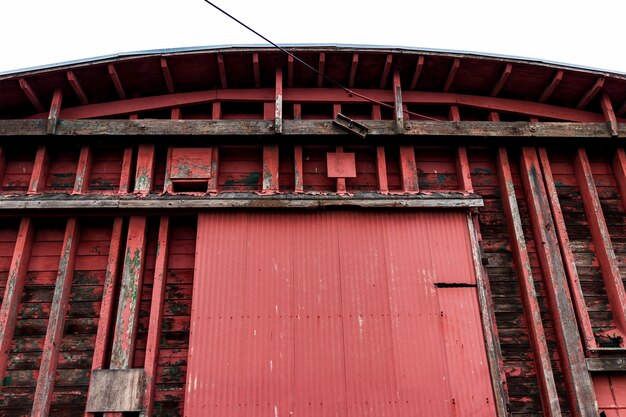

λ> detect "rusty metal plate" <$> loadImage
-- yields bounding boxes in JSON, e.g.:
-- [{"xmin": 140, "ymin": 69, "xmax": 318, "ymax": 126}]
[
  {"xmin": 170, "ymin": 148, "xmax": 212, "ymax": 180},
  {"xmin": 326, "ymin": 152, "xmax": 356, "ymax": 178},
  {"xmin": 186, "ymin": 211, "xmax": 496, "ymax": 417}
]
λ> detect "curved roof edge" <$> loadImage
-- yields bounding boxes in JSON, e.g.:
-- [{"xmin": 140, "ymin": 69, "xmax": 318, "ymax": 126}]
[{"xmin": 1, "ymin": 43, "xmax": 625, "ymax": 79}]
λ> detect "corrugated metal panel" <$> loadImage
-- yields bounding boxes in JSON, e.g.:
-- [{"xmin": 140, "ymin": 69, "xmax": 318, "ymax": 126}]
[{"xmin": 185, "ymin": 211, "xmax": 496, "ymax": 417}]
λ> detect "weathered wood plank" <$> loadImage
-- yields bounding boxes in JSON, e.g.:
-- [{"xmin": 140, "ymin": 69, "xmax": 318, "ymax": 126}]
[
  {"xmin": 73, "ymin": 145, "xmax": 93, "ymax": 194},
  {"xmin": 586, "ymin": 358, "xmax": 626, "ymax": 372},
  {"xmin": 86, "ymin": 369, "xmax": 145, "ymax": 412},
  {"xmin": 31, "ymin": 218, "xmax": 80, "ymax": 417},
  {"xmin": 399, "ymin": 145, "xmax": 419, "ymax": 192},
  {"xmin": 28, "ymin": 146, "xmax": 50, "ymax": 194},
  {"xmin": 134, "ymin": 144, "xmax": 156, "ymax": 195},
  {"xmin": 1, "ymin": 119, "xmax": 625, "ymax": 138}
]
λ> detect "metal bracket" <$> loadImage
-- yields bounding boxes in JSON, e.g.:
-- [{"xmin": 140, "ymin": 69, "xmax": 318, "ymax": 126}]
[{"xmin": 332, "ymin": 113, "xmax": 369, "ymax": 138}]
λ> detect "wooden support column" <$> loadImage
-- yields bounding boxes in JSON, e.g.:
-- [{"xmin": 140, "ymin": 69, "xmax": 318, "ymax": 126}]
[
  {"xmin": 449, "ymin": 106, "xmax": 473, "ymax": 192},
  {"xmin": 466, "ymin": 215, "xmax": 509, "ymax": 417},
  {"xmin": 85, "ymin": 218, "xmax": 124, "ymax": 417},
  {"xmin": 31, "ymin": 218, "xmax": 80, "ymax": 417},
  {"xmin": 0, "ymin": 218, "xmax": 34, "ymax": 382},
  {"xmin": 262, "ymin": 145, "xmax": 279, "ymax": 194},
  {"xmin": 118, "ymin": 147, "xmax": 134, "ymax": 195},
  {"xmin": 539, "ymin": 70, "xmax": 563, "ymax": 103},
  {"xmin": 207, "ymin": 102, "xmax": 222, "ymax": 194},
  {"xmin": 108, "ymin": 64, "xmax": 126, "ymax": 100},
  {"xmin": 410, "ymin": 56, "xmax": 424, "ymax": 90},
  {"xmin": 575, "ymin": 148, "xmax": 626, "ymax": 337},
  {"xmin": 293, "ymin": 104, "xmax": 303, "ymax": 194},
  {"xmin": 252, "ymin": 53, "xmax": 260, "ymax": 88},
  {"xmin": 67, "ymin": 71, "xmax": 89, "ymax": 105},
  {"xmin": 47, "ymin": 88, "xmax": 63, "ymax": 135},
  {"xmin": 19, "ymin": 79, "xmax": 45, "ymax": 113},
  {"xmin": 372, "ymin": 105, "xmax": 388, "ymax": 194},
  {"xmin": 600, "ymin": 93, "xmax": 619, "ymax": 137},
  {"xmin": 332, "ymin": 104, "xmax": 347, "ymax": 194},
  {"xmin": 399, "ymin": 145, "xmax": 418, "ymax": 193},
  {"xmin": 134, "ymin": 144, "xmax": 156, "ymax": 195},
  {"xmin": 275, "ymin": 67, "xmax": 283, "ymax": 134},
  {"xmin": 520, "ymin": 147, "xmax": 598, "ymax": 417},
  {"xmin": 110, "ymin": 216, "xmax": 147, "ymax": 370},
  {"xmin": 141, "ymin": 218, "xmax": 169, "ymax": 417},
  {"xmin": 73, "ymin": 145, "xmax": 93, "ymax": 194},
  {"xmin": 495, "ymin": 148, "xmax": 561, "ymax": 417},
  {"xmin": 217, "ymin": 54, "xmax": 227, "ymax": 89},
  {"xmin": 28, "ymin": 145, "xmax": 50, "ymax": 194},
  {"xmin": 538, "ymin": 148, "xmax": 597, "ymax": 352},
  {"xmin": 393, "ymin": 69, "xmax": 404, "ymax": 133},
  {"xmin": 612, "ymin": 148, "xmax": 626, "ymax": 212}
]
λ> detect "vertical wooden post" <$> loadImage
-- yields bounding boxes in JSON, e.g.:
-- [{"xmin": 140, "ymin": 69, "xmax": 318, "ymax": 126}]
[
  {"xmin": 0, "ymin": 218, "xmax": 34, "ymax": 382},
  {"xmin": 163, "ymin": 147, "xmax": 174, "ymax": 194},
  {"xmin": 46, "ymin": 88, "xmax": 63, "ymax": 135},
  {"xmin": 520, "ymin": 147, "xmax": 598, "ymax": 417},
  {"xmin": 28, "ymin": 146, "xmax": 50, "ymax": 194},
  {"xmin": 332, "ymin": 105, "xmax": 347, "ymax": 194},
  {"xmin": 141, "ymin": 217, "xmax": 170, "ymax": 417},
  {"xmin": 0, "ymin": 147, "xmax": 7, "ymax": 188},
  {"xmin": 84, "ymin": 218, "xmax": 124, "ymax": 417},
  {"xmin": 612, "ymin": 148, "xmax": 626, "ymax": 213},
  {"xmin": 119, "ymin": 147, "xmax": 134, "ymax": 195},
  {"xmin": 134, "ymin": 144, "xmax": 156, "ymax": 195},
  {"xmin": 207, "ymin": 102, "xmax": 222, "ymax": 194},
  {"xmin": 262, "ymin": 145, "xmax": 279, "ymax": 194},
  {"xmin": 399, "ymin": 145, "xmax": 419, "ymax": 193},
  {"xmin": 537, "ymin": 148, "xmax": 597, "ymax": 351},
  {"xmin": 449, "ymin": 106, "xmax": 473, "ymax": 192},
  {"xmin": 293, "ymin": 104, "xmax": 304, "ymax": 194},
  {"xmin": 275, "ymin": 67, "xmax": 283, "ymax": 134},
  {"xmin": 371, "ymin": 105, "xmax": 388, "ymax": 194},
  {"xmin": 495, "ymin": 148, "xmax": 561, "ymax": 417},
  {"xmin": 73, "ymin": 145, "xmax": 93, "ymax": 194},
  {"xmin": 110, "ymin": 216, "xmax": 148, "ymax": 370},
  {"xmin": 466, "ymin": 215, "xmax": 509, "ymax": 417},
  {"xmin": 393, "ymin": 69, "xmax": 404, "ymax": 133},
  {"xmin": 600, "ymin": 93, "xmax": 619, "ymax": 137},
  {"xmin": 31, "ymin": 218, "xmax": 80, "ymax": 417},
  {"xmin": 574, "ymin": 147, "xmax": 626, "ymax": 337}
]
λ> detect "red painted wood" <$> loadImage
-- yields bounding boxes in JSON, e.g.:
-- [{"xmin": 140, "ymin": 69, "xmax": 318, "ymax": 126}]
[
  {"xmin": 376, "ymin": 146, "xmax": 388, "ymax": 194},
  {"xmin": 380, "ymin": 54, "xmax": 393, "ymax": 88},
  {"xmin": 491, "ymin": 63, "xmax": 512, "ymax": 97},
  {"xmin": 538, "ymin": 147, "xmax": 597, "ymax": 351},
  {"xmin": 252, "ymin": 53, "xmax": 260, "ymax": 88},
  {"xmin": 142, "ymin": 217, "xmax": 170, "ymax": 417},
  {"xmin": 456, "ymin": 146, "xmax": 473, "ymax": 192},
  {"xmin": 334, "ymin": 145, "xmax": 347, "ymax": 194},
  {"xmin": 110, "ymin": 216, "xmax": 147, "ymax": 370},
  {"xmin": 67, "ymin": 71, "xmax": 89, "ymax": 105},
  {"xmin": 294, "ymin": 145, "xmax": 304, "ymax": 193},
  {"xmin": 186, "ymin": 211, "xmax": 497, "ymax": 417},
  {"xmin": 47, "ymin": 88, "xmax": 63, "ymax": 135},
  {"xmin": 107, "ymin": 64, "xmax": 126, "ymax": 100},
  {"xmin": 118, "ymin": 147, "xmax": 133, "ymax": 194},
  {"xmin": 73, "ymin": 145, "xmax": 93, "ymax": 194},
  {"xmin": 348, "ymin": 53, "xmax": 358, "ymax": 88},
  {"xmin": 393, "ymin": 69, "xmax": 404, "ymax": 133},
  {"xmin": 520, "ymin": 147, "xmax": 598, "ymax": 417},
  {"xmin": 19, "ymin": 78, "xmax": 45, "ymax": 113},
  {"xmin": 326, "ymin": 152, "xmax": 356, "ymax": 178},
  {"xmin": 399, "ymin": 146, "xmax": 419, "ymax": 192},
  {"xmin": 539, "ymin": 70, "xmax": 563, "ymax": 102},
  {"xmin": 262, "ymin": 145, "xmax": 279, "ymax": 194},
  {"xmin": 574, "ymin": 147, "xmax": 626, "ymax": 337},
  {"xmin": 287, "ymin": 55, "xmax": 294, "ymax": 88},
  {"xmin": 601, "ymin": 93, "xmax": 619, "ymax": 136},
  {"xmin": 577, "ymin": 77, "xmax": 605, "ymax": 109},
  {"xmin": 443, "ymin": 59, "xmax": 461, "ymax": 92},
  {"xmin": 28, "ymin": 146, "xmax": 50, "ymax": 194},
  {"xmin": 207, "ymin": 147, "xmax": 219, "ymax": 194},
  {"xmin": 275, "ymin": 67, "xmax": 283, "ymax": 134},
  {"xmin": 134, "ymin": 144, "xmax": 156, "ymax": 194},
  {"xmin": 317, "ymin": 52, "xmax": 325, "ymax": 87},
  {"xmin": 410, "ymin": 56, "xmax": 424, "ymax": 90},
  {"xmin": 495, "ymin": 147, "xmax": 561, "ymax": 417},
  {"xmin": 31, "ymin": 218, "xmax": 80, "ymax": 417},
  {"xmin": 217, "ymin": 54, "xmax": 227, "ymax": 89},
  {"xmin": 612, "ymin": 148, "xmax": 626, "ymax": 213},
  {"xmin": 160, "ymin": 58, "xmax": 174, "ymax": 94},
  {"xmin": 0, "ymin": 218, "xmax": 34, "ymax": 382}
]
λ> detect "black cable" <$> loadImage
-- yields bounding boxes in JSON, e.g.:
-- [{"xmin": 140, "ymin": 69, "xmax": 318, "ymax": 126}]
[{"xmin": 201, "ymin": 0, "xmax": 440, "ymax": 122}]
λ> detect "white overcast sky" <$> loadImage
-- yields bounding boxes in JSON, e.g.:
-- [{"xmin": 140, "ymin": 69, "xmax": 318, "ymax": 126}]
[{"xmin": 1, "ymin": 0, "xmax": 625, "ymax": 74}]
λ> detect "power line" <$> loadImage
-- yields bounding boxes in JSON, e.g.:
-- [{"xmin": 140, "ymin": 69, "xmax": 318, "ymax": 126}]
[{"xmin": 201, "ymin": 0, "xmax": 440, "ymax": 122}]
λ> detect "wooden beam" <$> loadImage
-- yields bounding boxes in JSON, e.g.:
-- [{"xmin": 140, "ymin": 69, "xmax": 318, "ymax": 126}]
[
  {"xmin": 87, "ymin": 369, "xmax": 145, "ymax": 413},
  {"xmin": 520, "ymin": 147, "xmax": 598, "ymax": 417},
  {"xmin": 47, "ymin": 88, "xmax": 63, "ymax": 135},
  {"xmin": 466, "ymin": 214, "xmax": 509, "ymax": 417},
  {"xmin": 18, "ymin": 78, "xmax": 45, "ymax": 113},
  {"xmin": 376, "ymin": 146, "xmax": 388, "ymax": 194},
  {"xmin": 348, "ymin": 53, "xmax": 359, "ymax": 88},
  {"xmin": 612, "ymin": 148, "xmax": 626, "ymax": 213},
  {"xmin": 118, "ymin": 147, "xmax": 134, "ymax": 195},
  {"xmin": 31, "ymin": 218, "xmax": 80, "ymax": 417},
  {"xmin": 449, "ymin": 105, "xmax": 461, "ymax": 121},
  {"xmin": 491, "ymin": 63, "xmax": 512, "ymax": 97},
  {"xmin": 262, "ymin": 144, "xmax": 279, "ymax": 194},
  {"xmin": 334, "ymin": 145, "xmax": 347, "ymax": 195},
  {"xmin": 317, "ymin": 52, "xmax": 325, "ymax": 87},
  {"xmin": 0, "ymin": 218, "xmax": 34, "ymax": 382},
  {"xmin": 618, "ymin": 99, "xmax": 626, "ymax": 117},
  {"xmin": 141, "ymin": 217, "xmax": 170, "ymax": 417},
  {"xmin": 160, "ymin": 58, "xmax": 174, "ymax": 94},
  {"xmin": 379, "ymin": 54, "xmax": 393, "ymax": 89},
  {"xmin": 294, "ymin": 144, "xmax": 304, "ymax": 194},
  {"xmin": 217, "ymin": 53, "xmax": 227, "ymax": 89},
  {"xmin": 207, "ymin": 146, "xmax": 220, "ymax": 194},
  {"xmin": 27, "ymin": 87, "xmax": 615, "ymax": 123},
  {"xmin": 108, "ymin": 64, "xmax": 126, "ymax": 100},
  {"xmin": 587, "ymin": 358, "xmax": 626, "ymax": 372},
  {"xmin": 399, "ymin": 145, "xmax": 418, "ymax": 192},
  {"xmin": 455, "ymin": 147, "xmax": 473, "ymax": 193},
  {"xmin": 67, "ymin": 70, "xmax": 89, "ymax": 105},
  {"xmin": 252, "ymin": 53, "xmax": 260, "ymax": 88},
  {"xmin": 495, "ymin": 147, "xmax": 561, "ymax": 417},
  {"xmin": 600, "ymin": 93, "xmax": 619, "ymax": 136},
  {"xmin": 393, "ymin": 69, "xmax": 404, "ymax": 133},
  {"xmin": 539, "ymin": 70, "xmax": 564, "ymax": 103},
  {"xmin": 574, "ymin": 147, "xmax": 626, "ymax": 337},
  {"xmin": 275, "ymin": 67, "xmax": 283, "ymax": 134},
  {"xmin": 443, "ymin": 58, "xmax": 461, "ymax": 93},
  {"xmin": 537, "ymin": 147, "xmax": 597, "ymax": 352},
  {"xmin": 73, "ymin": 145, "xmax": 93, "ymax": 194},
  {"xmin": 410, "ymin": 56, "xmax": 425, "ymax": 90},
  {"xmin": 28, "ymin": 145, "xmax": 50, "ymax": 194},
  {"xmin": 577, "ymin": 77, "xmax": 605, "ymax": 109},
  {"xmin": 110, "ymin": 216, "xmax": 147, "ymax": 370},
  {"xmin": 287, "ymin": 55, "xmax": 294, "ymax": 88},
  {"xmin": 134, "ymin": 144, "xmax": 156, "ymax": 195}
]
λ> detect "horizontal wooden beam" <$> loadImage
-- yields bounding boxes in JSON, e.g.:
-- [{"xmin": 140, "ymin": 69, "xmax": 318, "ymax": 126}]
[
  {"xmin": 2, "ymin": 119, "xmax": 624, "ymax": 138},
  {"xmin": 586, "ymin": 358, "xmax": 626, "ymax": 372},
  {"xmin": 0, "ymin": 193, "xmax": 484, "ymax": 211},
  {"xmin": 24, "ymin": 88, "xmax": 614, "ymax": 123}
]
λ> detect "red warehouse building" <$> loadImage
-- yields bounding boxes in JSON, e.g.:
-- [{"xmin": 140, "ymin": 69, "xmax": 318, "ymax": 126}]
[{"xmin": 0, "ymin": 45, "xmax": 625, "ymax": 416}]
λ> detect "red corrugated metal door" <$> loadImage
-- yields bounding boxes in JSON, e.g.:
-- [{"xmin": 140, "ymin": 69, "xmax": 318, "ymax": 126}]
[{"xmin": 185, "ymin": 211, "xmax": 496, "ymax": 417}]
